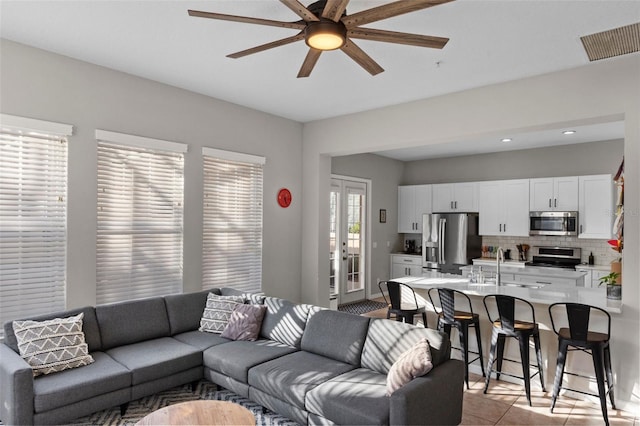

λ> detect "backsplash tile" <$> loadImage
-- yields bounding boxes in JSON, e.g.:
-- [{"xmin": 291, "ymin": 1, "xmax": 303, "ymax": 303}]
[{"xmin": 481, "ymin": 236, "xmax": 620, "ymax": 266}]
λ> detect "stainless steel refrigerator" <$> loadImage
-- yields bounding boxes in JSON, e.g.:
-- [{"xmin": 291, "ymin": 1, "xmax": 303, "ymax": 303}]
[{"xmin": 422, "ymin": 213, "xmax": 481, "ymax": 275}]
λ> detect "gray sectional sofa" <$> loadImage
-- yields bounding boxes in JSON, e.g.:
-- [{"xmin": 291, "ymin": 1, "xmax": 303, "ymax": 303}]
[{"xmin": 0, "ymin": 288, "xmax": 464, "ymax": 425}]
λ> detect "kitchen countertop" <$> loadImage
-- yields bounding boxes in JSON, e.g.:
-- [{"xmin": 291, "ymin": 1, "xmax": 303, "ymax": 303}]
[
  {"xmin": 470, "ymin": 259, "xmax": 587, "ymax": 279},
  {"xmin": 393, "ymin": 271, "xmax": 622, "ymax": 314}
]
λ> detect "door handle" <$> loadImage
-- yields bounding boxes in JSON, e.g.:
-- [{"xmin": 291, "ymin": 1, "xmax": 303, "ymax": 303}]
[
  {"xmin": 454, "ymin": 201, "xmax": 457, "ymax": 209},
  {"xmin": 499, "ymin": 224, "xmax": 502, "ymax": 232},
  {"xmin": 549, "ymin": 198, "xmax": 552, "ymax": 208},
  {"xmin": 554, "ymin": 198, "xmax": 557, "ymax": 208},
  {"xmin": 503, "ymin": 223, "xmax": 506, "ymax": 232},
  {"xmin": 342, "ymin": 256, "xmax": 347, "ymax": 260}
]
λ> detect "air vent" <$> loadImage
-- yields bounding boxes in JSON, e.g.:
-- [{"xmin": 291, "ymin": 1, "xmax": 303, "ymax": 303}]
[{"xmin": 580, "ymin": 22, "xmax": 640, "ymax": 61}]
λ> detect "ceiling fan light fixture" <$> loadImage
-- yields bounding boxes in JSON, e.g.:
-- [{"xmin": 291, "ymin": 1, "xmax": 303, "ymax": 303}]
[{"xmin": 305, "ymin": 21, "xmax": 346, "ymax": 51}]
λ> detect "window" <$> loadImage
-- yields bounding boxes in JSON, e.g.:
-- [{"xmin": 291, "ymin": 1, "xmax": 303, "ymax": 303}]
[
  {"xmin": 0, "ymin": 114, "xmax": 72, "ymax": 336},
  {"xmin": 202, "ymin": 148, "xmax": 264, "ymax": 293},
  {"xmin": 96, "ymin": 130, "xmax": 186, "ymax": 304}
]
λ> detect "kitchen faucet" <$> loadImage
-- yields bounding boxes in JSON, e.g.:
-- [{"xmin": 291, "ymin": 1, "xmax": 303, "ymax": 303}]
[{"xmin": 496, "ymin": 247, "xmax": 505, "ymax": 286}]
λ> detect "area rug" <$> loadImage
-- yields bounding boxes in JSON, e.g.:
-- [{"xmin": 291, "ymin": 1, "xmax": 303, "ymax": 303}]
[
  {"xmin": 67, "ymin": 380, "xmax": 299, "ymax": 425},
  {"xmin": 338, "ymin": 299, "xmax": 387, "ymax": 315}
]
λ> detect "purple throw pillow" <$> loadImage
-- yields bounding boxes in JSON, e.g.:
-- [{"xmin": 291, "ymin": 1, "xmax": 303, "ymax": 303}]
[{"xmin": 221, "ymin": 304, "xmax": 267, "ymax": 341}]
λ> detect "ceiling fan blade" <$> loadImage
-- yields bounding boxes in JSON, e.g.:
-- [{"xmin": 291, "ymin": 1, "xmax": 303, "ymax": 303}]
[
  {"xmin": 341, "ymin": 0, "xmax": 454, "ymax": 28},
  {"xmin": 188, "ymin": 9, "xmax": 305, "ymax": 30},
  {"xmin": 227, "ymin": 33, "xmax": 306, "ymax": 59},
  {"xmin": 297, "ymin": 49, "xmax": 322, "ymax": 78},
  {"xmin": 322, "ymin": 0, "xmax": 350, "ymax": 22},
  {"xmin": 348, "ymin": 28, "xmax": 448, "ymax": 49},
  {"xmin": 341, "ymin": 39, "xmax": 384, "ymax": 76},
  {"xmin": 280, "ymin": 0, "xmax": 320, "ymax": 22}
]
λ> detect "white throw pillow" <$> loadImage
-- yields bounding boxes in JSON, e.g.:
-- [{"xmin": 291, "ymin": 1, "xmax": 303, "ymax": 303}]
[
  {"xmin": 199, "ymin": 293, "xmax": 245, "ymax": 333},
  {"xmin": 13, "ymin": 313, "xmax": 94, "ymax": 376},
  {"xmin": 386, "ymin": 338, "xmax": 433, "ymax": 395}
]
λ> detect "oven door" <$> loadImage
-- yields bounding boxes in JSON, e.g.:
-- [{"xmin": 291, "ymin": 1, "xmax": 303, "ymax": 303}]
[{"xmin": 529, "ymin": 211, "xmax": 578, "ymax": 236}]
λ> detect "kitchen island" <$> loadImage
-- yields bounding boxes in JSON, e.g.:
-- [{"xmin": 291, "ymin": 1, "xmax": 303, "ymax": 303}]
[
  {"xmin": 393, "ymin": 270, "xmax": 622, "ymax": 314},
  {"xmin": 391, "ymin": 270, "xmax": 622, "ymax": 403}
]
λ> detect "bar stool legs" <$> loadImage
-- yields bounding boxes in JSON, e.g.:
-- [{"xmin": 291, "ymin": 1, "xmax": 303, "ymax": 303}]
[{"xmin": 442, "ymin": 317, "xmax": 485, "ymax": 389}]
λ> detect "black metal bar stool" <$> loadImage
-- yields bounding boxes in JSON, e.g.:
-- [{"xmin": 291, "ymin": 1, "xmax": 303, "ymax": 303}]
[
  {"xmin": 548, "ymin": 302, "xmax": 615, "ymax": 425},
  {"xmin": 378, "ymin": 281, "xmax": 427, "ymax": 327},
  {"xmin": 482, "ymin": 294, "xmax": 545, "ymax": 405},
  {"xmin": 428, "ymin": 287, "xmax": 485, "ymax": 388}
]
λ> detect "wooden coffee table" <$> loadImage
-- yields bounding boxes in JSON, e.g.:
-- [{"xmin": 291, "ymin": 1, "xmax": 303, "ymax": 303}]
[{"xmin": 135, "ymin": 400, "xmax": 255, "ymax": 425}]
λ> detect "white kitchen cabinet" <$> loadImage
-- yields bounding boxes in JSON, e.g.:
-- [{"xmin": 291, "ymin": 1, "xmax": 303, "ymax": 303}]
[
  {"xmin": 478, "ymin": 179, "xmax": 529, "ymax": 236},
  {"xmin": 390, "ymin": 254, "xmax": 423, "ymax": 278},
  {"xmin": 432, "ymin": 182, "xmax": 478, "ymax": 213},
  {"xmin": 529, "ymin": 176, "xmax": 578, "ymax": 211},
  {"xmin": 575, "ymin": 266, "xmax": 610, "ymax": 288},
  {"xmin": 578, "ymin": 174, "xmax": 613, "ymax": 239},
  {"xmin": 398, "ymin": 185, "xmax": 432, "ymax": 233},
  {"xmin": 513, "ymin": 273, "xmax": 581, "ymax": 287}
]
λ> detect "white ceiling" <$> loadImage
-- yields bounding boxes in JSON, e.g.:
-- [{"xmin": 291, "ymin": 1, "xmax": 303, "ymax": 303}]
[{"xmin": 0, "ymin": 0, "xmax": 636, "ymax": 159}]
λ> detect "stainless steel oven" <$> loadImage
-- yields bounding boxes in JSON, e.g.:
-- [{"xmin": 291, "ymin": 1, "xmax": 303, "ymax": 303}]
[{"xmin": 529, "ymin": 211, "xmax": 578, "ymax": 236}]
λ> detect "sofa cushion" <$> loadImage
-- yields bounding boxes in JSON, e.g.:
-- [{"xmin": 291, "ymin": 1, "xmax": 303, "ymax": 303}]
[
  {"xmin": 105, "ymin": 337, "xmax": 201, "ymax": 385},
  {"xmin": 203, "ymin": 339, "xmax": 297, "ymax": 383},
  {"xmin": 96, "ymin": 297, "xmax": 170, "ymax": 350},
  {"xmin": 361, "ymin": 318, "xmax": 450, "ymax": 375},
  {"xmin": 221, "ymin": 304, "xmax": 267, "ymax": 341},
  {"xmin": 165, "ymin": 289, "xmax": 219, "ymax": 335},
  {"xmin": 306, "ymin": 368, "xmax": 389, "ymax": 425},
  {"xmin": 172, "ymin": 330, "xmax": 231, "ymax": 351},
  {"xmin": 386, "ymin": 338, "xmax": 433, "ymax": 395},
  {"xmin": 260, "ymin": 297, "xmax": 311, "ymax": 348},
  {"xmin": 301, "ymin": 309, "xmax": 370, "ymax": 366},
  {"xmin": 248, "ymin": 351, "xmax": 355, "ymax": 409},
  {"xmin": 4, "ymin": 306, "xmax": 102, "ymax": 353},
  {"xmin": 33, "ymin": 351, "xmax": 131, "ymax": 413},
  {"xmin": 199, "ymin": 294, "xmax": 245, "ymax": 334},
  {"xmin": 13, "ymin": 313, "xmax": 95, "ymax": 376}
]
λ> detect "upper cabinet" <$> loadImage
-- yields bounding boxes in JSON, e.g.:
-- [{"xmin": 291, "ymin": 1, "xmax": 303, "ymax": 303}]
[
  {"xmin": 432, "ymin": 182, "xmax": 478, "ymax": 213},
  {"xmin": 529, "ymin": 176, "xmax": 578, "ymax": 211},
  {"xmin": 578, "ymin": 174, "xmax": 613, "ymax": 239},
  {"xmin": 398, "ymin": 184, "xmax": 432, "ymax": 233},
  {"xmin": 478, "ymin": 179, "xmax": 530, "ymax": 236}
]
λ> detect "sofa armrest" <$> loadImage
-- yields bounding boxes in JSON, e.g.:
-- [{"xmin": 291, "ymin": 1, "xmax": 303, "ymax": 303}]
[
  {"xmin": 389, "ymin": 359, "xmax": 464, "ymax": 426},
  {"xmin": 0, "ymin": 344, "xmax": 34, "ymax": 425}
]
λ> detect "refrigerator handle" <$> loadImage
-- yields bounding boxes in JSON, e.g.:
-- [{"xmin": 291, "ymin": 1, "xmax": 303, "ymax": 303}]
[{"xmin": 439, "ymin": 218, "xmax": 446, "ymax": 264}]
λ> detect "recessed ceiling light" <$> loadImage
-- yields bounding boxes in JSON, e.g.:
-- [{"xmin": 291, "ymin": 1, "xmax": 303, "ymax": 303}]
[
  {"xmin": 562, "ymin": 130, "xmax": 576, "ymax": 135},
  {"xmin": 501, "ymin": 138, "xmax": 512, "ymax": 143}
]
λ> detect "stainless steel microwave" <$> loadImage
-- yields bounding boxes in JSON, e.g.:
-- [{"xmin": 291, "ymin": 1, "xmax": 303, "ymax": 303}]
[{"xmin": 529, "ymin": 211, "xmax": 578, "ymax": 236}]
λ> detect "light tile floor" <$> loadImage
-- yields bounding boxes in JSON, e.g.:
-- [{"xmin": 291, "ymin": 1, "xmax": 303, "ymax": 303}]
[{"xmin": 362, "ymin": 303, "xmax": 639, "ymax": 425}]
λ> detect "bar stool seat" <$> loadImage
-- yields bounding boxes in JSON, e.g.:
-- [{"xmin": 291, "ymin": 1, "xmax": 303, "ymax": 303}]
[
  {"xmin": 483, "ymin": 294, "xmax": 545, "ymax": 406},
  {"xmin": 549, "ymin": 303, "xmax": 615, "ymax": 426},
  {"xmin": 429, "ymin": 288, "xmax": 485, "ymax": 389}
]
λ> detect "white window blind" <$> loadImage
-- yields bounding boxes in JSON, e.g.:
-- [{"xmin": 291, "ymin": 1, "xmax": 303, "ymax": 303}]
[
  {"xmin": 202, "ymin": 148, "xmax": 264, "ymax": 293},
  {"xmin": 96, "ymin": 131, "xmax": 185, "ymax": 304},
  {"xmin": 0, "ymin": 114, "xmax": 71, "ymax": 337}
]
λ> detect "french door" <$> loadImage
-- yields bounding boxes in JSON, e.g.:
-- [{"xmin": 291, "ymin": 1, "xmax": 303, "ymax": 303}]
[{"xmin": 329, "ymin": 177, "xmax": 367, "ymax": 305}]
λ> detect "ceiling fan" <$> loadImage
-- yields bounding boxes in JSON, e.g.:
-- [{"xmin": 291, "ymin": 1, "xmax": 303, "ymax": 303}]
[{"xmin": 188, "ymin": 0, "xmax": 453, "ymax": 78}]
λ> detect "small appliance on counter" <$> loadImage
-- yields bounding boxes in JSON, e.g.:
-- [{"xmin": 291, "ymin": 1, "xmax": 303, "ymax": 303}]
[
  {"xmin": 527, "ymin": 246, "xmax": 582, "ymax": 269},
  {"xmin": 422, "ymin": 213, "xmax": 481, "ymax": 275}
]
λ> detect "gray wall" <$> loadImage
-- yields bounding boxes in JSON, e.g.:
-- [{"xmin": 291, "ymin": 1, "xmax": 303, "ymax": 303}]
[
  {"xmin": 331, "ymin": 153, "xmax": 405, "ymax": 297},
  {"xmin": 402, "ymin": 139, "xmax": 624, "ymax": 184},
  {"xmin": 0, "ymin": 39, "xmax": 304, "ymax": 306}
]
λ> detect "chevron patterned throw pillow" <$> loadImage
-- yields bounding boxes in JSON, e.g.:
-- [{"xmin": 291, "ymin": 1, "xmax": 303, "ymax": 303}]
[
  {"xmin": 199, "ymin": 293, "xmax": 246, "ymax": 334},
  {"xmin": 13, "ymin": 313, "xmax": 94, "ymax": 376}
]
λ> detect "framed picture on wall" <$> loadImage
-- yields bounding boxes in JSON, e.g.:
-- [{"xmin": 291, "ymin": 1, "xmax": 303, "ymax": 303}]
[{"xmin": 379, "ymin": 209, "xmax": 386, "ymax": 223}]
